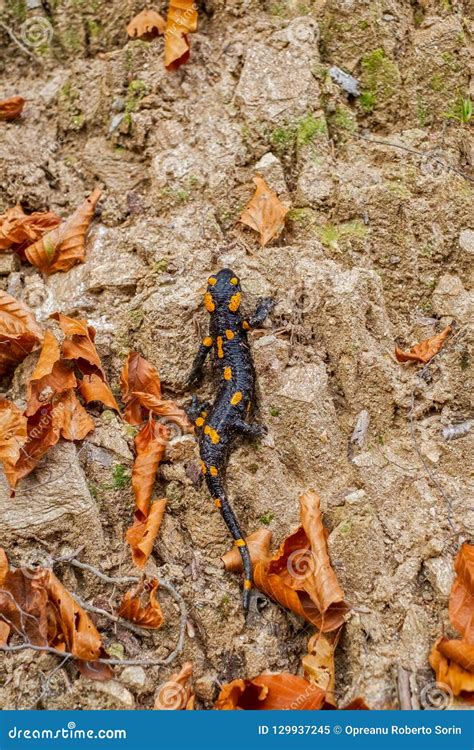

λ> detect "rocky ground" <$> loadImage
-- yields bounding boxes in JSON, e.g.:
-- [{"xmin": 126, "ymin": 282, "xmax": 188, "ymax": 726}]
[{"xmin": 0, "ymin": 0, "xmax": 472, "ymax": 710}]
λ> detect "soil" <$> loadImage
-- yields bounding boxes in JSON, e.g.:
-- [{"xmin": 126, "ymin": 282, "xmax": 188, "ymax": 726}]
[{"xmin": 0, "ymin": 0, "xmax": 473, "ymax": 710}]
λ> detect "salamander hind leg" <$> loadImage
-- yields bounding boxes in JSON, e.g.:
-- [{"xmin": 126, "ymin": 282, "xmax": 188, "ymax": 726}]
[{"xmin": 234, "ymin": 419, "xmax": 267, "ymax": 440}]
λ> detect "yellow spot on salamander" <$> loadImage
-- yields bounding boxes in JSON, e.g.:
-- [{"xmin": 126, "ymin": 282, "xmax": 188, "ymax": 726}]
[
  {"xmin": 205, "ymin": 425, "xmax": 220, "ymax": 444},
  {"xmin": 235, "ymin": 538, "xmax": 246, "ymax": 547},
  {"xmin": 202, "ymin": 336, "xmax": 213, "ymax": 347},
  {"xmin": 208, "ymin": 277, "xmax": 217, "ymax": 286},
  {"xmin": 204, "ymin": 292, "xmax": 215, "ymax": 313},
  {"xmin": 195, "ymin": 417, "xmax": 204, "ymax": 427},
  {"xmin": 210, "ymin": 465, "xmax": 218, "ymax": 476},
  {"xmin": 224, "ymin": 366, "xmax": 232, "ymax": 380},
  {"xmin": 244, "ymin": 579, "xmax": 252, "ymax": 590},
  {"xmin": 216, "ymin": 336, "xmax": 224, "ymax": 358},
  {"xmin": 225, "ymin": 329, "xmax": 235, "ymax": 340},
  {"xmin": 201, "ymin": 462, "xmax": 207, "ymax": 475},
  {"xmin": 214, "ymin": 498, "xmax": 222, "ymax": 508},
  {"xmin": 242, "ymin": 320, "xmax": 250, "ymax": 330},
  {"xmin": 231, "ymin": 391, "xmax": 243, "ymax": 406},
  {"xmin": 230, "ymin": 277, "xmax": 239, "ymax": 286},
  {"xmin": 229, "ymin": 292, "xmax": 241, "ymax": 312}
]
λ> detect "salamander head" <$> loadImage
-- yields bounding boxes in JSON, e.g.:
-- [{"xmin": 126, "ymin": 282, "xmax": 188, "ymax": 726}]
[{"xmin": 204, "ymin": 268, "xmax": 242, "ymax": 313}]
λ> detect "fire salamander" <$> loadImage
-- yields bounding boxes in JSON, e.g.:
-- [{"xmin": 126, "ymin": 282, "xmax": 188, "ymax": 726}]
[{"xmin": 187, "ymin": 269, "xmax": 274, "ymax": 610}]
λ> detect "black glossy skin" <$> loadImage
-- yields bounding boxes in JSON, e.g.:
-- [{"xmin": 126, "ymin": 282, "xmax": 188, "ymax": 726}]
[{"xmin": 187, "ymin": 268, "xmax": 274, "ymax": 610}]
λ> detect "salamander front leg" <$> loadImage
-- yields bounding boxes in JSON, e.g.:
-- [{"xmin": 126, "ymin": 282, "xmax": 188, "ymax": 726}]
[
  {"xmin": 242, "ymin": 297, "xmax": 275, "ymax": 330},
  {"xmin": 234, "ymin": 419, "xmax": 267, "ymax": 440},
  {"xmin": 186, "ymin": 336, "xmax": 213, "ymax": 387},
  {"xmin": 186, "ymin": 395, "xmax": 211, "ymax": 426}
]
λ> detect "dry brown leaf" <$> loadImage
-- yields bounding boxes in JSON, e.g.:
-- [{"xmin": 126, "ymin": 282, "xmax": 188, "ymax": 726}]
[
  {"xmin": 126, "ymin": 498, "xmax": 167, "ymax": 569},
  {"xmin": 132, "ymin": 417, "xmax": 168, "ymax": 518},
  {"xmin": 430, "ymin": 637, "xmax": 474, "ymax": 696},
  {"xmin": 253, "ymin": 490, "xmax": 349, "ymax": 630},
  {"xmin": 239, "ymin": 176, "xmax": 289, "ymax": 246},
  {"xmin": 25, "ymin": 189, "xmax": 101, "ymax": 274},
  {"xmin": 55, "ymin": 389, "xmax": 95, "ymax": 441},
  {"xmin": 0, "ymin": 205, "xmax": 60, "ymax": 252},
  {"xmin": 118, "ymin": 578, "xmax": 163, "ymax": 629},
  {"xmin": 449, "ymin": 544, "xmax": 474, "ymax": 642},
  {"xmin": 5, "ymin": 403, "xmax": 62, "ymax": 488},
  {"xmin": 0, "ymin": 399, "xmax": 28, "ymax": 479},
  {"xmin": 132, "ymin": 391, "xmax": 191, "ymax": 433},
  {"xmin": 79, "ymin": 373, "xmax": 120, "ymax": 412},
  {"xmin": 0, "ymin": 548, "xmax": 110, "ymax": 677},
  {"xmin": 0, "ymin": 96, "xmax": 25, "ymax": 121},
  {"xmin": 221, "ymin": 528, "xmax": 272, "ymax": 572},
  {"xmin": 215, "ymin": 674, "xmax": 328, "ymax": 710},
  {"xmin": 164, "ymin": 0, "xmax": 198, "ymax": 70},
  {"xmin": 127, "ymin": 8, "xmax": 165, "ymax": 38},
  {"xmin": 0, "ymin": 290, "xmax": 43, "ymax": 375},
  {"xmin": 120, "ymin": 351, "xmax": 162, "ymax": 425},
  {"xmin": 395, "ymin": 325, "xmax": 452, "ymax": 364},
  {"xmin": 26, "ymin": 331, "xmax": 77, "ymax": 416},
  {"xmin": 302, "ymin": 630, "xmax": 341, "ymax": 697},
  {"xmin": 154, "ymin": 662, "xmax": 195, "ymax": 709}
]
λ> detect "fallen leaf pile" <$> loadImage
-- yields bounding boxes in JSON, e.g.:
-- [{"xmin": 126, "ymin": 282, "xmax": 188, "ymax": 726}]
[
  {"xmin": 0, "ymin": 547, "xmax": 112, "ymax": 681},
  {"xmin": 0, "ymin": 190, "xmax": 100, "ymax": 275},
  {"xmin": 120, "ymin": 351, "xmax": 191, "ymax": 568},
  {"xmin": 0, "ymin": 290, "xmax": 43, "ymax": 376},
  {"xmin": 430, "ymin": 544, "xmax": 474, "ymax": 699},
  {"xmin": 0, "ymin": 308, "xmax": 117, "ymax": 489},
  {"xmin": 0, "ymin": 96, "xmax": 25, "ymax": 121},
  {"xmin": 127, "ymin": 1, "xmax": 198, "ymax": 70},
  {"xmin": 222, "ymin": 490, "xmax": 349, "ymax": 630},
  {"xmin": 239, "ymin": 176, "xmax": 289, "ymax": 246},
  {"xmin": 395, "ymin": 324, "xmax": 452, "ymax": 364}
]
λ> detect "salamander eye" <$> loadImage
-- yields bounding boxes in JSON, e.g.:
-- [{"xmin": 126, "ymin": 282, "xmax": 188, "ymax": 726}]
[
  {"xmin": 208, "ymin": 277, "xmax": 217, "ymax": 286},
  {"xmin": 230, "ymin": 277, "xmax": 239, "ymax": 286}
]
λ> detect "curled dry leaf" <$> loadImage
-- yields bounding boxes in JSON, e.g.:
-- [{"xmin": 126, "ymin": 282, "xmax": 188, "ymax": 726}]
[
  {"xmin": 449, "ymin": 544, "xmax": 474, "ymax": 642},
  {"xmin": 55, "ymin": 389, "xmax": 95, "ymax": 442},
  {"xmin": 0, "ymin": 548, "xmax": 110, "ymax": 679},
  {"xmin": 0, "ymin": 290, "xmax": 43, "ymax": 376},
  {"xmin": 132, "ymin": 391, "xmax": 191, "ymax": 434},
  {"xmin": 239, "ymin": 176, "xmax": 289, "ymax": 247},
  {"xmin": 302, "ymin": 630, "xmax": 341, "ymax": 698},
  {"xmin": 132, "ymin": 417, "xmax": 168, "ymax": 517},
  {"xmin": 395, "ymin": 325, "xmax": 452, "ymax": 364},
  {"xmin": 79, "ymin": 373, "xmax": 120, "ymax": 412},
  {"xmin": 154, "ymin": 662, "xmax": 195, "ymax": 710},
  {"xmin": 0, "ymin": 96, "xmax": 25, "ymax": 121},
  {"xmin": 126, "ymin": 498, "xmax": 167, "ymax": 569},
  {"xmin": 120, "ymin": 351, "xmax": 162, "ymax": 425},
  {"xmin": 118, "ymin": 578, "xmax": 163, "ymax": 629},
  {"xmin": 0, "ymin": 399, "xmax": 27, "ymax": 480},
  {"xmin": 222, "ymin": 528, "xmax": 272, "ymax": 573},
  {"xmin": 25, "ymin": 189, "xmax": 101, "ymax": 274},
  {"xmin": 165, "ymin": 0, "xmax": 198, "ymax": 70},
  {"xmin": 252, "ymin": 491, "xmax": 349, "ymax": 630},
  {"xmin": 0, "ymin": 205, "xmax": 60, "ymax": 252},
  {"xmin": 26, "ymin": 331, "xmax": 76, "ymax": 416},
  {"xmin": 127, "ymin": 8, "xmax": 165, "ymax": 39},
  {"xmin": 215, "ymin": 674, "xmax": 328, "ymax": 710},
  {"xmin": 430, "ymin": 637, "xmax": 474, "ymax": 696},
  {"xmin": 6, "ymin": 403, "xmax": 62, "ymax": 489}
]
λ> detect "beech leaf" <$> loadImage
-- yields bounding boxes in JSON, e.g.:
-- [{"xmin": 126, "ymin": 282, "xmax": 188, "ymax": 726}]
[
  {"xmin": 222, "ymin": 528, "xmax": 272, "ymax": 572},
  {"xmin": 132, "ymin": 417, "xmax": 168, "ymax": 518},
  {"xmin": 0, "ymin": 205, "xmax": 60, "ymax": 252},
  {"xmin": 154, "ymin": 662, "xmax": 195, "ymax": 710},
  {"xmin": 165, "ymin": 0, "xmax": 198, "ymax": 70},
  {"xmin": 239, "ymin": 176, "xmax": 289, "ymax": 246},
  {"xmin": 449, "ymin": 543, "xmax": 474, "ymax": 643},
  {"xmin": 127, "ymin": 9, "xmax": 165, "ymax": 38},
  {"xmin": 0, "ymin": 96, "xmax": 25, "ymax": 121},
  {"xmin": 55, "ymin": 389, "xmax": 95, "ymax": 442},
  {"xmin": 25, "ymin": 189, "xmax": 101, "ymax": 274},
  {"xmin": 430, "ymin": 637, "xmax": 474, "ymax": 696},
  {"xmin": 26, "ymin": 331, "xmax": 77, "ymax": 416},
  {"xmin": 395, "ymin": 325, "xmax": 452, "ymax": 364},
  {"xmin": 79, "ymin": 373, "xmax": 120, "ymax": 412},
  {"xmin": 118, "ymin": 578, "xmax": 163, "ymax": 629},
  {"xmin": 126, "ymin": 498, "xmax": 167, "ymax": 569},
  {"xmin": 0, "ymin": 291, "xmax": 43, "ymax": 376},
  {"xmin": 0, "ymin": 399, "xmax": 28, "ymax": 478},
  {"xmin": 120, "ymin": 351, "xmax": 162, "ymax": 425},
  {"xmin": 215, "ymin": 674, "xmax": 328, "ymax": 710}
]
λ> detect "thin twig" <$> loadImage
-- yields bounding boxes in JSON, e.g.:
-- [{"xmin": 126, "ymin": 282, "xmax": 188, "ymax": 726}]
[
  {"xmin": 352, "ymin": 132, "xmax": 474, "ymax": 183},
  {"xmin": 0, "ymin": 20, "xmax": 37, "ymax": 59},
  {"xmin": 72, "ymin": 595, "xmax": 153, "ymax": 638}
]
